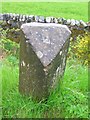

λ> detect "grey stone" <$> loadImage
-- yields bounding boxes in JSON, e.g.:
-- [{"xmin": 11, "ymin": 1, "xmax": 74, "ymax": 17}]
[
  {"xmin": 27, "ymin": 15, "xmax": 35, "ymax": 22},
  {"xmin": 0, "ymin": 14, "xmax": 3, "ymax": 21},
  {"xmin": 63, "ymin": 19, "xmax": 67, "ymax": 25},
  {"xmin": 3, "ymin": 13, "xmax": 8, "ymax": 21},
  {"xmin": 9, "ymin": 13, "xmax": 14, "ymax": 20},
  {"xmin": 46, "ymin": 17, "xmax": 51, "ymax": 23},
  {"xmin": 11, "ymin": 21, "xmax": 18, "ymax": 28},
  {"xmin": 21, "ymin": 15, "xmax": 26, "ymax": 22},
  {"xmin": 35, "ymin": 16, "xmax": 39, "ymax": 22},
  {"xmin": 25, "ymin": 15, "xmax": 29, "ymax": 20},
  {"xmin": 70, "ymin": 19, "xmax": 76, "ymax": 26},
  {"xmin": 75, "ymin": 20, "xmax": 80, "ymax": 26},
  {"xmin": 58, "ymin": 18, "xmax": 64, "ymax": 24},
  {"xmin": 9, "ymin": 13, "xmax": 13, "ymax": 17},
  {"xmin": 66, "ymin": 19, "xmax": 71, "ymax": 25},
  {"xmin": 6, "ymin": 13, "xmax": 10, "ymax": 21},
  {"xmin": 15, "ymin": 14, "xmax": 20, "ymax": 21},
  {"xmin": 19, "ymin": 14, "xmax": 23, "ymax": 21},
  {"xmin": 20, "ymin": 23, "xmax": 71, "ymax": 101},
  {"xmin": 80, "ymin": 20, "xmax": 87, "ymax": 27},
  {"xmin": 53, "ymin": 18, "xmax": 58, "ymax": 23},
  {"xmin": 12, "ymin": 13, "xmax": 17, "ymax": 21},
  {"xmin": 46, "ymin": 17, "xmax": 53, "ymax": 23},
  {"xmin": 38, "ymin": 16, "xmax": 45, "ymax": 23},
  {"xmin": 7, "ymin": 20, "xmax": 11, "ymax": 24}
]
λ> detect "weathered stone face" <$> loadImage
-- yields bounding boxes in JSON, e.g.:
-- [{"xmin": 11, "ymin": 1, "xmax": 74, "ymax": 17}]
[{"xmin": 19, "ymin": 23, "xmax": 71, "ymax": 101}]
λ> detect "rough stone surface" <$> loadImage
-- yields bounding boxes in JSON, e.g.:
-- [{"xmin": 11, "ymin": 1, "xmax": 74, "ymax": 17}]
[
  {"xmin": 66, "ymin": 19, "xmax": 71, "ymax": 25},
  {"xmin": 80, "ymin": 20, "xmax": 87, "ymax": 27},
  {"xmin": 0, "ymin": 14, "xmax": 3, "ymax": 20},
  {"xmin": 38, "ymin": 16, "xmax": 45, "ymax": 23},
  {"xmin": 70, "ymin": 19, "xmax": 76, "ymax": 26},
  {"xmin": 75, "ymin": 20, "xmax": 80, "ymax": 26},
  {"xmin": 46, "ymin": 17, "xmax": 53, "ymax": 23},
  {"xmin": 19, "ymin": 23, "xmax": 71, "ymax": 101},
  {"xmin": 58, "ymin": 18, "xmax": 63, "ymax": 24}
]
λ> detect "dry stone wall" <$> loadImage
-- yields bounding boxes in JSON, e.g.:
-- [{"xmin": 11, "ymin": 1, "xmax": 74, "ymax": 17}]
[
  {"xmin": 0, "ymin": 13, "xmax": 89, "ymax": 27},
  {"xmin": 0, "ymin": 13, "xmax": 90, "ymax": 43}
]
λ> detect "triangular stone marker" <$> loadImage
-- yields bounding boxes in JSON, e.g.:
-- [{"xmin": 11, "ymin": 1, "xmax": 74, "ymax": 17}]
[{"xmin": 19, "ymin": 23, "xmax": 71, "ymax": 101}]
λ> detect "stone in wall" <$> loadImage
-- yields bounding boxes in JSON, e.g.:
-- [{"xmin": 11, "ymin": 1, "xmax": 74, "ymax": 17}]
[{"xmin": 19, "ymin": 23, "xmax": 71, "ymax": 101}]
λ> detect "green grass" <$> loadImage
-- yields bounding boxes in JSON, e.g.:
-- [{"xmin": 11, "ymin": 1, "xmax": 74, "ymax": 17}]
[
  {"xmin": 2, "ymin": 2, "xmax": 88, "ymax": 21},
  {"xmin": 1, "ymin": 58, "xmax": 88, "ymax": 118}
]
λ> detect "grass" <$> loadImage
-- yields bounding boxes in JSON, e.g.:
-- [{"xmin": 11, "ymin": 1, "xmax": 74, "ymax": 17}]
[
  {"xmin": 2, "ymin": 2, "xmax": 88, "ymax": 22},
  {"xmin": 1, "ymin": 57, "xmax": 88, "ymax": 118}
]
